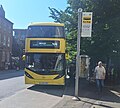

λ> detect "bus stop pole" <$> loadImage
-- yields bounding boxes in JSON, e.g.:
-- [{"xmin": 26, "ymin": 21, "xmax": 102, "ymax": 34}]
[{"xmin": 75, "ymin": 8, "xmax": 83, "ymax": 98}]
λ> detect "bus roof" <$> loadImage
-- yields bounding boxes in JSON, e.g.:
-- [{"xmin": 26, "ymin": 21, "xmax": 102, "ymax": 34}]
[{"xmin": 28, "ymin": 22, "xmax": 64, "ymax": 27}]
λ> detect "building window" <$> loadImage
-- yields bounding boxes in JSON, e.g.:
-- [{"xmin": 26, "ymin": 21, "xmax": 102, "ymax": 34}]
[
  {"xmin": 0, "ymin": 33, "xmax": 1, "ymax": 43},
  {"xmin": 0, "ymin": 21, "xmax": 1, "ymax": 28},
  {"xmin": 8, "ymin": 37, "xmax": 10, "ymax": 47},
  {"xmin": 7, "ymin": 52, "xmax": 10, "ymax": 62},
  {"xmin": 3, "ymin": 35, "xmax": 6, "ymax": 46},
  {"xmin": 2, "ymin": 51, "xmax": 5, "ymax": 62},
  {"xmin": 3, "ymin": 22, "xmax": 6, "ymax": 31}
]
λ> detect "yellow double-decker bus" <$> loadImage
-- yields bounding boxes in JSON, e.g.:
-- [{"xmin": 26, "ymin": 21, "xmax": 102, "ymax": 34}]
[{"xmin": 25, "ymin": 22, "xmax": 66, "ymax": 85}]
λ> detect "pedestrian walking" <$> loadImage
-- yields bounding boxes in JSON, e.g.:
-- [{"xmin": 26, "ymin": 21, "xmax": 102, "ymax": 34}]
[{"xmin": 94, "ymin": 61, "xmax": 106, "ymax": 92}]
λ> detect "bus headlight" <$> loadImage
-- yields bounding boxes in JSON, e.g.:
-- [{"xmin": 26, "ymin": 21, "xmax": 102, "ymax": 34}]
[
  {"xmin": 54, "ymin": 74, "xmax": 64, "ymax": 79},
  {"xmin": 25, "ymin": 72, "xmax": 34, "ymax": 79}
]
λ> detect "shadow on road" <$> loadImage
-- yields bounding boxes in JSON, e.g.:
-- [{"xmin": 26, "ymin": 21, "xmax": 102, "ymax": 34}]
[
  {"xmin": 28, "ymin": 85, "xmax": 65, "ymax": 97},
  {"xmin": 0, "ymin": 70, "xmax": 24, "ymax": 80}
]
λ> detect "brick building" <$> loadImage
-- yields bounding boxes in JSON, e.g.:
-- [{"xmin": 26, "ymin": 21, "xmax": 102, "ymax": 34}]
[{"xmin": 0, "ymin": 5, "xmax": 13, "ymax": 70}]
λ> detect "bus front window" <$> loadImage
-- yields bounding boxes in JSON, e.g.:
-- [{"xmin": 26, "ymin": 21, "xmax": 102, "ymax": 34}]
[
  {"xmin": 26, "ymin": 53, "xmax": 64, "ymax": 72},
  {"xmin": 27, "ymin": 26, "xmax": 64, "ymax": 38}
]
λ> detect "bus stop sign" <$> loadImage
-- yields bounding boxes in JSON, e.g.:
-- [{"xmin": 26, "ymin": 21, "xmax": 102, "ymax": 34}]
[{"xmin": 81, "ymin": 12, "xmax": 93, "ymax": 37}]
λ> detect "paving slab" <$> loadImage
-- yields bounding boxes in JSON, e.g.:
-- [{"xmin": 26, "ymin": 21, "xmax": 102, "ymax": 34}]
[{"xmin": 0, "ymin": 89, "xmax": 63, "ymax": 108}]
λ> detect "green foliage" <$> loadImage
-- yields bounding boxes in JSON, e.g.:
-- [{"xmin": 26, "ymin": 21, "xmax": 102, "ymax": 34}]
[{"xmin": 49, "ymin": 0, "xmax": 120, "ymax": 64}]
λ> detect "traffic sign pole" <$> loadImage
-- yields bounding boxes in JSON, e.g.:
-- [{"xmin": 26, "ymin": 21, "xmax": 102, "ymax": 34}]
[{"xmin": 75, "ymin": 8, "xmax": 83, "ymax": 98}]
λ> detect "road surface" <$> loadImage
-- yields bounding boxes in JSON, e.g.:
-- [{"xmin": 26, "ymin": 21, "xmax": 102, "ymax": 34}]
[{"xmin": 0, "ymin": 70, "xmax": 65, "ymax": 108}]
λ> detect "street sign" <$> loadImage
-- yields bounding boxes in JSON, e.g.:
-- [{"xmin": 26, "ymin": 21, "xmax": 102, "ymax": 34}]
[{"xmin": 81, "ymin": 12, "xmax": 93, "ymax": 37}]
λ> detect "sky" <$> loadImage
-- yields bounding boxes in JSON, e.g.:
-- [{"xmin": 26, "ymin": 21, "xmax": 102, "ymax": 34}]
[{"xmin": 0, "ymin": 0, "xmax": 67, "ymax": 29}]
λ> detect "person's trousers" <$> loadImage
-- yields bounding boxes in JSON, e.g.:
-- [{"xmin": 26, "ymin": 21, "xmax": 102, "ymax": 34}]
[{"xmin": 96, "ymin": 79, "xmax": 104, "ymax": 92}]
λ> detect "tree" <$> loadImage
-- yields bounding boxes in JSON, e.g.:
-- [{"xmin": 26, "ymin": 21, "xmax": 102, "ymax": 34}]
[{"xmin": 49, "ymin": 0, "xmax": 120, "ymax": 65}]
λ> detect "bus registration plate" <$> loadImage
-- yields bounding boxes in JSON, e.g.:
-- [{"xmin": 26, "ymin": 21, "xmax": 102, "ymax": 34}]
[{"xmin": 40, "ymin": 82, "xmax": 48, "ymax": 85}]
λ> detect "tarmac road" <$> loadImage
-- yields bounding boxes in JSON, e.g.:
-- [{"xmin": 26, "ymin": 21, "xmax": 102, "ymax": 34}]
[{"xmin": 0, "ymin": 70, "xmax": 65, "ymax": 108}]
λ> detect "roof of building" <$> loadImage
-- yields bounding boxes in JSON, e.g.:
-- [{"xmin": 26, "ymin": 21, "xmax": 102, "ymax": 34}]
[
  {"xmin": 0, "ymin": 5, "xmax": 13, "ymax": 24},
  {"xmin": 0, "ymin": 5, "xmax": 5, "ymax": 18},
  {"xmin": 0, "ymin": 5, "xmax": 4, "ymax": 11}
]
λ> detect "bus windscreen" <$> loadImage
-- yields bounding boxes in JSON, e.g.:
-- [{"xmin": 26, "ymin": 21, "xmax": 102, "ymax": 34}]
[{"xmin": 26, "ymin": 53, "xmax": 64, "ymax": 72}]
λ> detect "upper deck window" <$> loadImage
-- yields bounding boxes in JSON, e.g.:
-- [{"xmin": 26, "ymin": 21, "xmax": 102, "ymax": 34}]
[{"xmin": 27, "ymin": 26, "xmax": 65, "ymax": 38}]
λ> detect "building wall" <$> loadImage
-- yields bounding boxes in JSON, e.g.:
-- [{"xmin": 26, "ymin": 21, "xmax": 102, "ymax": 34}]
[
  {"xmin": 0, "ymin": 5, "xmax": 13, "ymax": 70},
  {"xmin": 13, "ymin": 29, "xmax": 27, "ymax": 56},
  {"xmin": 13, "ymin": 29, "xmax": 27, "ymax": 47},
  {"xmin": 12, "ymin": 29, "xmax": 27, "ymax": 69}
]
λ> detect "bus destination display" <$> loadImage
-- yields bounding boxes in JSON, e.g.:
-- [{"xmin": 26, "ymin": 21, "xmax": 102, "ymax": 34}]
[{"xmin": 30, "ymin": 40, "xmax": 60, "ymax": 49}]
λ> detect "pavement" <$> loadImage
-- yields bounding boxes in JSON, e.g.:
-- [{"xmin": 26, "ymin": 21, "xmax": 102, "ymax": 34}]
[
  {"xmin": 0, "ymin": 88, "xmax": 64, "ymax": 108},
  {"xmin": 53, "ymin": 78, "xmax": 120, "ymax": 108}
]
